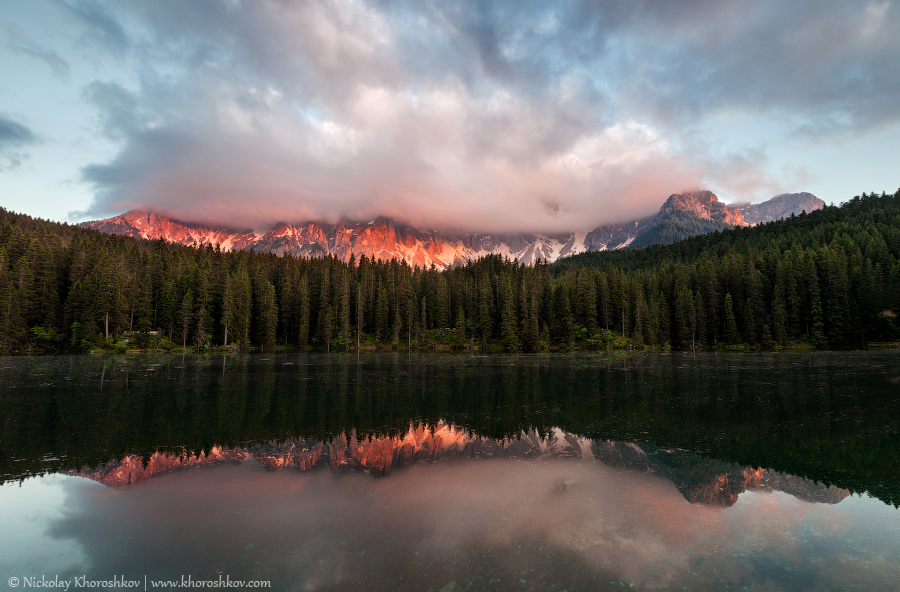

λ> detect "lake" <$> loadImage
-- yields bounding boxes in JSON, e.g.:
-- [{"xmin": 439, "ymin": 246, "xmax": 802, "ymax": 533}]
[{"xmin": 1, "ymin": 352, "xmax": 899, "ymax": 591}]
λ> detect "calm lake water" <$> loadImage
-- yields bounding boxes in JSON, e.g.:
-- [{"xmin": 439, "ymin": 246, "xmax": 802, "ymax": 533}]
[{"xmin": 1, "ymin": 352, "xmax": 899, "ymax": 591}]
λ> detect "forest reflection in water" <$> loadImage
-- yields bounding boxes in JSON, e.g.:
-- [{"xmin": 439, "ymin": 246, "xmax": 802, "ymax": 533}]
[
  {"xmin": 1, "ymin": 351, "xmax": 899, "ymax": 590},
  {"xmin": 2, "ymin": 351, "xmax": 899, "ymax": 505}
]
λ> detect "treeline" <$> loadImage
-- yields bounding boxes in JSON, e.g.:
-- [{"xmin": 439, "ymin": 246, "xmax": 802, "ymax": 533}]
[{"xmin": 1, "ymin": 190, "xmax": 899, "ymax": 354}]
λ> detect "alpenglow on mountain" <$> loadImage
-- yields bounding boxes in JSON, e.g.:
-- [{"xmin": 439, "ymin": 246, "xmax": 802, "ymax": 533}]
[{"xmin": 82, "ymin": 192, "xmax": 823, "ymax": 270}]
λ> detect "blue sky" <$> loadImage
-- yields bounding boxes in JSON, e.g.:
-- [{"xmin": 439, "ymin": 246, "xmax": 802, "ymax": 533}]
[{"xmin": 2, "ymin": 0, "xmax": 899, "ymax": 233}]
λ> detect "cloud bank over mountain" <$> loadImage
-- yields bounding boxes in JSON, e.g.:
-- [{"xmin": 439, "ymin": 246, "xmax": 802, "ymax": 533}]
[{"xmin": 53, "ymin": 0, "xmax": 900, "ymax": 232}]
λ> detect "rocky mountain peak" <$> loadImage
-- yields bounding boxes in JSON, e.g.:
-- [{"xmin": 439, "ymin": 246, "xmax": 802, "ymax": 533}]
[
  {"xmin": 659, "ymin": 190, "xmax": 747, "ymax": 226},
  {"xmin": 81, "ymin": 190, "xmax": 820, "ymax": 269},
  {"xmin": 735, "ymin": 192, "xmax": 825, "ymax": 225}
]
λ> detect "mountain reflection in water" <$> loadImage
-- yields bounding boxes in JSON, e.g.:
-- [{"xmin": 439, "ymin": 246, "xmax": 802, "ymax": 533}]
[
  {"xmin": 9, "ymin": 455, "xmax": 897, "ymax": 592},
  {"xmin": 70, "ymin": 423, "xmax": 849, "ymax": 508},
  {"xmin": 3, "ymin": 352, "xmax": 899, "ymax": 506},
  {"xmin": 2, "ymin": 352, "xmax": 900, "ymax": 590}
]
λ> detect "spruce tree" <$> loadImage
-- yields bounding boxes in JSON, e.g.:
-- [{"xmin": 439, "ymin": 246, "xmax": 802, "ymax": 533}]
[
  {"xmin": 180, "ymin": 289, "xmax": 193, "ymax": 348},
  {"xmin": 256, "ymin": 279, "xmax": 278, "ymax": 352},
  {"xmin": 500, "ymin": 278, "xmax": 519, "ymax": 352},
  {"xmin": 298, "ymin": 274, "xmax": 310, "ymax": 348},
  {"xmin": 724, "ymin": 293, "xmax": 739, "ymax": 344},
  {"xmin": 771, "ymin": 284, "xmax": 787, "ymax": 345},
  {"xmin": 694, "ymin": 289, "xmax": 706, "ymax": 350},
  {"xmin": 375, "ymin": 287, "xmax": 389, "ymax": 342},
  {"xmin": 478, "ymin": 276, "xmax": 493, "ymax": 342},
  {"xmin": 337, "ymin": 270, "xmax": 351, "ymax": 349},
  {"xmin": 805, "ymin": 256, "xmax": 827, "ymax": 348}
]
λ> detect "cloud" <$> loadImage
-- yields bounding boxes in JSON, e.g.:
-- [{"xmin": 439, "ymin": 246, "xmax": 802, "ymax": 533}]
[
  {"xmin": 687, "ymin": 141, "xmax": 819, "ymax": 205},
  {"xmin": 0, "ymin": 114, "xmax": 38, "ymax": 171},
  {"xmin": 72, "ymin": 0, "xmax": 900, "ymax": 231},
  {"xmin": 1, "ymin": 20, "xmax": 70, "ymax": 77},
  {"xmin": 82, "ymin": 81, "xmax": 141, "ymax": 141},
  {"xmin": 46, "ymin": 0, "xmax": 130, "ymax": 54}
]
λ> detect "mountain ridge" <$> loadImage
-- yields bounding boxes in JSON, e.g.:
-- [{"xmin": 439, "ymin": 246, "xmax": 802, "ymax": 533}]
[{"xmin": 81, "ymin": 191, "xmax": 824, "ymax": 269}]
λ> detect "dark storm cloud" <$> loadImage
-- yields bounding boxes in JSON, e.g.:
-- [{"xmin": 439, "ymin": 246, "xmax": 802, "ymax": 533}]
[
  {"xmin": 74, "ymin": 0, "xmax": 900, "ymax": 231},
  {"xmin": 0, "ymin": 114, "xmax": 38, "ymax": 170}
]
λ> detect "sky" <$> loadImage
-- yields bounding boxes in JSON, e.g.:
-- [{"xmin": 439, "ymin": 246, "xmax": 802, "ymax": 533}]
[{"xmin": 1, "ymin": 0, "xmax": 899, "ymax": 234}]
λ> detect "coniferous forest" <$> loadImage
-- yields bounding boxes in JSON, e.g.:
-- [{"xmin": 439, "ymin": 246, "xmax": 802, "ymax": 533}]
[{"xmin": 1, "ymin": 190, "xmax": 899, "ymax": 355}]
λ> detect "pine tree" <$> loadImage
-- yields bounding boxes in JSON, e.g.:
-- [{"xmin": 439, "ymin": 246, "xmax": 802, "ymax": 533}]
[
  {"xmin": 375, "ymin": 287, "xmax": 389, "ymax": 342},
  {"xmin": 254, "ymin": 277, "xmax": 278, "ymax": 352},
  {"xmin": 392, "ymin": 298, "xmax": 402, "ymax": 346},
  {"xmin": 356, "ymin": 283, "xmax": 364, "ymax": 350},
  {"xmin": 29, "ymin": 241, "xmax": 60, "ymax": 330},
  {"xmin": 158, "ymin": 280, "xmax": 176, "ymax": 340},
  {"xmin": 646, "ymin": 288, "xmax": 660, "ymax": 346},
  {"xmin": 771, "ymin": 284, "xmax": 787, "ymax": 345},
  {"xmin": 223, "ymin": 264, "xmax": 252, "ymax": 348},
  {"xmin": 522, "ymin": 282, "xmax": 540, "ymax": 351},
  {"xmin": 658, "ymin": 291, "xmax": 671, "ymax": 347},
  {"xmin": 743, "ymin": 295, "xmax": 758, "ymax": 345},
  {"xmin": 478, "ymin": 276, "xmax": 493, "ymax": 342},
  {"xmin": 597, "ymin": 272, "xmax": 610, "ymax": 330},
  {"xmin": 180, "ymin": 289, "xmax": 193, "ymax": 348},
  {"xmin": 500, "ymin": 277, "xmax": 519, "ymax": 352},
  {"xmin": 298, "ymin": 274, "xmax": 310, "ymax": 348},
  {"xmin": 456, "ymin": 304, "xmax": 466, "ymax": 346},
  {"xmin": 321, "ymin": 304, "xmax": 334, "ymax": 352},
  {"xmin": 420, "ymin": 295, "xmax": 428, "ymax": 336},
  {"xmin": 805, "ymin": 256, "xmax": 827, "ymax": 348},
  {"xmin": 337, "ymin": 269, "xmax": 351, "ymax": 349},
  {"xmin": 0, "ymin": 277, "xmax": 25, "ymax": 354},
  {"xmin": 694, "ymin": 289, "xmax": 706, "ymax": 350},
  {"xmin": 192, "ymin": 256, "xmax": 214, "ymax": 350},
  {"xmin": 279, "ymin": 269, "xmax": 295, "ymax": 346},
  {"xmin": 135, "ymin": 272, "xmax": 153, "ymax": 335},
  {"xmin": 316, "ymin": 265, "xmax": 331, "ymax": 346},
  {"xmin": 821, "ymin": 246, "xmax": 852, "ymax": 348},
  {"xmin": 435, "ymin": 275, "xmax": 449, "ymax": 329},
  {"xmin": 724, "ymin": 293, "xmax": 739, "ymax": 344},
  {"xmin": 94, "ymin": 255, "xmax": 121, "ymax": 342},
  {"xmin": 631, "ymin": 283, "xmax": 645, "ymax": 348},
  {"xmin": 576, "ymin": 271, "xmax": 597, "ymax": 331},
  {"xmin": 675, "ymin": 285, "xmax": 694, "ymax": 349}
]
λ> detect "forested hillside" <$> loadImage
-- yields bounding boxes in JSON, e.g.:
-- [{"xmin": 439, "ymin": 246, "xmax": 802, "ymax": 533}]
[
  {"xmin": 628, "ymin": 213, "xmax": 731, "ymax": 249},
  {"xmin": 1, "ymin": 189, "xmax": 899, "ymax": 354}
]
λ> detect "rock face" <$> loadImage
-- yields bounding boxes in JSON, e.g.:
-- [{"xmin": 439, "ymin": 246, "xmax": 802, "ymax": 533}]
[
  {"xmin": 81, "ymin": 211, "xmax": 260, "ymax": 252},
  {"xmin": 80, "ymin": 191, "xmax": 820, "ymax": 269},
  {"xmin": 83, "ymin": 211, "xmax": 594, "ymax": 269},
  {"xmin": 658, "ymin": 190, "xmax": 747, "ymax": 226},
  {"xmin": 735, "ymin": 192, "xmax": 825, "ymax": 225},
  {"xmin": 71, "ymin": 425, "xmax": 848, "ymax": 508}
]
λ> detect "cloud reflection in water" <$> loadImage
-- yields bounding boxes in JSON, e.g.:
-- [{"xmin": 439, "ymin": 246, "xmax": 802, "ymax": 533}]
[{"xmin": 39, "ymin": 457, "xmax": 900, "ymax": 591}]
